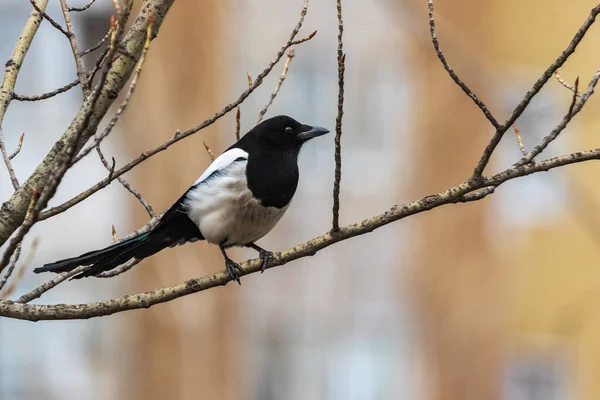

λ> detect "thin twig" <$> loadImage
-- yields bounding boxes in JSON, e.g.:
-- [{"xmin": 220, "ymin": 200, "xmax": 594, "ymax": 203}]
[
  {"xmin": 13, "ymin": 48, "xmax": 108, "ymax": 102},
  {"xmin": 96, "ymin": 146, "xmax": 155, "ymax": 218},
  {"xmin": 0, "ymin": 244, "xmax": 22, "ymax": 293},
  {"xmin": 88, "ymin": 46, "xmax": 111, "ymax": 84},
  {"xmin": 68, "ymin": 0, "xmax": 97, "ymax": 12},
  {"xmin": 0, "ymin": 259, "xmax": 27, "ymax": 300},
  {"xmin": 13, "ymin": 80, "xmax": 80, "ymax": 102},
  {"xmin": 472, "ymin": 4, "xmax": 600, "ymax": 178},
  {"xmin": 555, "ymin": 71, "xmax": 583, "ymax": 97},
  {"xmin": 81, "ymin": 30, "xmax": 110, "ymax": 56},
  {"xmin": 40, "ymin": 0, "xmax": 315, "ymax": 221},
  {"xmin": 331, "ymin": 0, "xmax": 344, "ymax": 232},
  {"xmin": 29, "ymin": 0, "xmax": 70, "ymax": 37},
  {"xmin": 567, "ymin": 77, "xmax": 580, "ymax": 117},
  {"xmin": 457, "ymin": 186, "xmax": 496, "ymax": 203},
  {"xmin": 235, "ymin": 107, "xmax": 241, "ymax": 141},
  {"xmin": 73, "ymin": 14, "xmax": 155, "ymax": 164},
  {"xmin": 9, "ymin": 133, "xmax": 25, "ymax": 160},
  {"xmin": 514, "ymin": 70, "xmax": 600, "ymax": 167},
  {"xmin": 428, "ymin": 0, "xmax": 499, "ymax": 129},
  {"xmin": 0, "ymin": 127, "xmax": 20, "ymax": 189},
  {"xmin": 512, "ymin": 125, "xmax": 526, "ymax": 156},
  {"xmin": 203, "ymin": 141, "xmax": 215, "ymax": 161},
  {"xmin": 0, "ymin": 237, "xmax": 39, "ymax": 299},
  {"xmin": 256, "ymin": 48, "xmax": 296, "ymax": 124},
  {"xmin": 96, "ymin": 259, "xmax": 141, "ymax": 278},
  {"xmin": 0, "ymin": 189, "xmax": 38, "ymax": 279},
  {"xmin": 17, "ymin": 266, "xmax": 90, "ymax": 304},
  {"xmin": 59, "ymin": 0, "xmax": 90, "ymax": 95}
]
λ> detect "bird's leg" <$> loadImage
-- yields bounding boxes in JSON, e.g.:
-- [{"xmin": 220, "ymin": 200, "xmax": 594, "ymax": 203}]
[
  {"xmin": 246, "ymin": 243, "xmax": 273, "ymax": 273},
  {"xmin": 219, "ymin": 244, "xmax": 243, "ymax": 285}
]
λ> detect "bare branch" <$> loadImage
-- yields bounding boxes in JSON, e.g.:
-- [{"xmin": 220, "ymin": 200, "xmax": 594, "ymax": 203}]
[
  {"xmin": 59, "ymin": 0, "xmax": 90, "ymax": 94},
  {"xmin": 0, "ymin": 188, "xmax": 38, "ymax": 277},
  {"xmin": 332, "ymin": 0, "xmax": 345, "ymax": 232},
  {"xmin": 567, "ymin": 76, "xmax": 580, "ymax": 117},
  {"xmin": 428, "ymin": 0, "xmax": 499, "ymax": 129},
  {"xmin": 3, "ymin": 144, "xmax": 600, "ymax": 320},
  {"xmin": 68, "ymin": 0, "xmax": 97, "ymax": 12},
  {"xmin": 0, "ymin": 237, "xmax": 38, "ymax": 299},
  {"xmin": 235, "ymin": 106, "xmax": 241, "ymax": 141},
  {"xmin": 9, "ymin": 133, "xmax": 25, "ymax": 160},
  {"xmin": 96, "ymin": 146, "xmax": 155, "ymax": 218},
  {"xmin": 17, "ymin": 266, "xmax": 89, "ymax": 304},
  {"xmin": 81, "ymin": 30, "xmax": 110, "ymax": 56},
  {"xmin": 12, "ymin": 47, "xmax": 109, "ymax": 102},
  {"xmin": 512, "ymin": 125, "xmax": 526, "ymax": 156},
  {"xmin": 203, "ymin": 141, "xmax": 215, "ymax": 161},
  {"xmin": 39, "ymin": 0, "xmax": 315, "ymax": 221},
  {"xmin": 96, "ymin": 259, "xmax": 141, "ymax": 278},
  {"xmin": 28, "ymin": 0, "xmax": 70, "ymax": 37},
  {"xmin": 472, "ymin": 4, "xmax": 600, "ymax": 178},
  {"xmin": 256, "ymin": 48, "xmax": 295, "ymax": 124},
  {"xmin": 13, "ymin": 79, "xmax": 80, "ymax": 102},
  {"xmin": 0, "ymin": 127, "xmax": 20, "ymax": 190},
  {"xmin": 0, "ymin": 244, "xmax": 21, "ymax": 293},
  {"xmin": 458, "ymin": 186, "xmax": 495, "ymax": 203},
  {"xmin": 555, "ymin": 71, "xmax": 583, "ymax": 97}
]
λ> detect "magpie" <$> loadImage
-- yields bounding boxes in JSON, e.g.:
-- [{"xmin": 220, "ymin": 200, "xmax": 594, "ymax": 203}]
[{"xmin": 34, "ymin": 115, "xmax": 329, "ymax": 283}]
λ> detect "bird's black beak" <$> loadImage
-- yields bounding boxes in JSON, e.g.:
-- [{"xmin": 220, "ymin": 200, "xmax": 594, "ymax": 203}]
[{"xmin": 297, "ymin": 125, "xmax": 330, "ymax": 141}]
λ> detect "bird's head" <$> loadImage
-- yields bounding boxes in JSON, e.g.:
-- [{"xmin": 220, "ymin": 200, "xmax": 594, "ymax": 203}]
[{"xmin": 240, "ymin": 115, "xmax": 329, "ymax": 153}]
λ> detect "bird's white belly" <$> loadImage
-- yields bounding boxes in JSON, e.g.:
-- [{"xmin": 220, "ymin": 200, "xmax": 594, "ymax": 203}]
[{"xmin": 183, "ymin": 161, "xmax": 289, "ymax": 246}]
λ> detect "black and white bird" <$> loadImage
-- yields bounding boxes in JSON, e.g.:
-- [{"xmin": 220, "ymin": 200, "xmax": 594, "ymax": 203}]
[{"xmin": 34, "ymin": 115, "xmax": 329, "ymax": 283}]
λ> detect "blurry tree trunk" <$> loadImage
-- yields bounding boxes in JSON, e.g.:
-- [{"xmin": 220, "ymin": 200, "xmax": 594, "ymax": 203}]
[
  {"xmin": 119, "ymin": 1, "xmax": 240, "ymax": 399},
  {"xmin": 406, "ymin": 1, "xmax": 507, "ymax": 399}
]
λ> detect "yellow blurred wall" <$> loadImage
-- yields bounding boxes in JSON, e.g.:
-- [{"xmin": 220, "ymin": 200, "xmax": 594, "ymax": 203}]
[{"xmin": 491, "ymin": 1, "xmax": 600, "ymax": 399}]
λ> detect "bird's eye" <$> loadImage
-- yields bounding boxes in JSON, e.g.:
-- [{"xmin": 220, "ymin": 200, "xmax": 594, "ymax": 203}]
[{"xmin": 284, "ymin": 127, "xmax": 293, "ymax": 134}]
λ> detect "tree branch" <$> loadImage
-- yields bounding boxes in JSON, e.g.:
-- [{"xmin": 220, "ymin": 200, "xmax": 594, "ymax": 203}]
[
  {"xmin": 96, "ymin": 146, "xmax": 155, "ymax": 218},
  {"xmin": 0, "ymin": 0, "xmax": 49, "ymax": 127},
  {"xmin": 0, "ymin": 244, "xmax": 21, "ymax": 293},
  {"xmin": 12, "ymin": 79, "xmax": 80, "ymax": 102},
  {"xmin": 28, "ymin": 0, "xmax": 70, "ymax": 37},
  {"xmin": 2, "ymin": 145, "xmax": 600, "ymax": 321},
  {"xmin": 331, "ymin": 0, "xmax": 344, "ymax": 232},
  {"xmin": 59, "ymin": 0, "xmax": 90, "ymax": 95},
  {"xmin": 428, "ymin": 0, "xmax": 499, "ymax": 129},
  {"xmin": 256, "ymin": 48, "xmax": 296, "ymax": 124},
  {"xmin": 0, "ymin": 127, "xmax": 20, "ymax": 190},
  {"xmin": 68, "ymin": 0, "xmax": 97, "ymax": 12}
]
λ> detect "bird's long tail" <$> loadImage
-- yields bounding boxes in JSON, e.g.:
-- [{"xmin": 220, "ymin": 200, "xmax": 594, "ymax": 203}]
[{"xmin": 33, "ymin": 230, "xmax": 180, "ymax": 279}]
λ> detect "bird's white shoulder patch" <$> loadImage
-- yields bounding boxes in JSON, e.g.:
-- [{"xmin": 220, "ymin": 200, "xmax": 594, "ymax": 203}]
[{"xmin": 193, "ymin": 148, "xmax": 249, "ymax": 185}]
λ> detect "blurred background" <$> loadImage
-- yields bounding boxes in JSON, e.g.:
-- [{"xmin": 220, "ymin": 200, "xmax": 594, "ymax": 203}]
[{"xmin": 1, "ymin": 0, "xmax": 600, "ymax": 399}]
